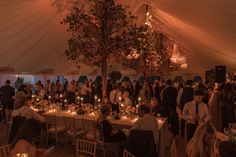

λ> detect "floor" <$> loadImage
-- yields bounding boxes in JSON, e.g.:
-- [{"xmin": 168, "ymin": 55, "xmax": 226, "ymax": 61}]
[{"xmin": 0, "ymin": 122, "xmax": 172, "ymax": 157}]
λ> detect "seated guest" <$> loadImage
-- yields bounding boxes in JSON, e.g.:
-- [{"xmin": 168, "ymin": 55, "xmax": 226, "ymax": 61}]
[
  {"xmin": 122, "ymin": 91, "xmax": 132, "ymax": 107},
  {"xmin": 97, "ymin": 105, "xmax": 126, "ymax": 142},
  {"xmin": 131, "ymin": 104, "xmax": 159, "ymax": 147},
  {"xmin": 186, "ymin": 123, "xmax": 217, "ymax": 157},
  {"xmin": 12, "ymin": 98, "xmax": 45, "ymax": 123},
  {"xmin": 11, "ymin": 119, "xmax": 53, "ymax": 157},
  {"xmin": 149, "ymin": 98, "xmax": 167, "ymax": 117},
  {"xmin": 10, "ymin": 98, "xmax": 45, "ymax": 143}
]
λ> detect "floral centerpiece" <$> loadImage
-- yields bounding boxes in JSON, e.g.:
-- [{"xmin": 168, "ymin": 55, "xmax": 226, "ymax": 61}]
[{"xmin": 125, "ymin": 106, "xmax": 138, "ymax": 119}]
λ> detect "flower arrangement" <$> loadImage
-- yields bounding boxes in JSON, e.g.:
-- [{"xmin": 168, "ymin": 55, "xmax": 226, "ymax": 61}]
[{"xmin": 125, "ymin": 106, "xmax": 138, "ymax": 118}]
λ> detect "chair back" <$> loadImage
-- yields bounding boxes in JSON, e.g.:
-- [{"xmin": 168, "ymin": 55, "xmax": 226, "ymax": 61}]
[
  {"xmin": 123, "ymin": 149, "xmax": 135, "ymax": 157},
  {"xmin": 95, "ymin": 122, "xmax": 104, "ymax": 143},
  {"xmin": 171, "ymin": 135, "xmax": 187, "ymax": 157},
  {"xmin": 63, "ymin": 116, "xmax": 76, "ymax": 132},
  {"xmin": 0, "ymin": 144, "xmax": 11, "ymax": 157},
  {"xmin": 76, "ymin": 139, "xmax": 96, "ymax": 157},
  {"xmin": 5, "ymin": 109, "xmax": 13, "ymax": 123},
  {"xmin": 126, "ymin": 130, "xmax": 157, "ymax": 157},
  {"xmin": 44, "ymin": 115, "xmax": 57, "ymax": 131},
  {"xmin": 82, "ymin": 119, "xmax": 95, "ymax": 133}
]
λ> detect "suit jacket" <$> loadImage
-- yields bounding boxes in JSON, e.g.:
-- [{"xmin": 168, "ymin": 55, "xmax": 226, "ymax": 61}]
[
  {"xmin": 0, "ymin": 85, "xmax": 15, "ymax": 104},
  {"xmin": 162, "ymin": 86, "xmax": 178, "ymax": 110},
  {"xmin": 127, "ymin": 130, "xmax": 157, "ymax": 157}
]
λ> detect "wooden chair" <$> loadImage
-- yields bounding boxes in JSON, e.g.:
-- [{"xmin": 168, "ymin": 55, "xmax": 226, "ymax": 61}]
[
  {"xmin": 45, "ymin": 115, "xmax": 65, "ymax": 148},
  {"xmin": 0, "ymin": 144, "xmax": 11, "ymax": 157},
  {"xmin": 82, "ymin": 119, "xmax": 96, "ymax": 141},
  {"xmin": 95, "ymin": 122, "xmax": 120, "ymax": 157},
  {"xmin": 63, "ymin": 116, "xmax": 84, "ymax": 148},
  {"xmin": 76, "ymin": 139, "xmax": 96, "ymax": 157},
  {"xmin": 123, "ymin": 149, "xmax": 135, "ymax": 157},
  {"xmin": 5, "ymin": 109, "xmax": 13, "ymax": 136}
]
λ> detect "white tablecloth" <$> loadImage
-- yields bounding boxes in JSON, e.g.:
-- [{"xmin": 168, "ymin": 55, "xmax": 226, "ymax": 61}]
[{"xmin": 43, "ymin": 110, "xmax": 171, "ymax": 157}]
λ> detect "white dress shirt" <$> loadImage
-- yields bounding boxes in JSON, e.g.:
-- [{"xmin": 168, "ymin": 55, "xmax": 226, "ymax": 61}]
[
  {"xmin": 182, "ymin": 100, "xmax": 210, "ymax": 125},
  {"xmin": 131, "ymin": 114, "xmax": 159, "ymax": 145}
]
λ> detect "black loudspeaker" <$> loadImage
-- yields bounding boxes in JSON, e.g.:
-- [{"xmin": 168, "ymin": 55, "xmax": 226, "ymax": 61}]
[
  {"xmin": 205, "ymin": 69, "xmax": 215, "ymax": 83},
  {"xmin": 215, "ymin": 66, "xmax": 226, "ymax": 83}
]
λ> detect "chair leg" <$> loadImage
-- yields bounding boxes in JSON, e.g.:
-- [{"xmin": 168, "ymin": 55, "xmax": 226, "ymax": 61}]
[
  {"xmin": 46, "ymin": 134, "xmax": 48, "ymax": 147},
  {"xmin": 56, "ymin": 134, "xmax": 59, "ymax": 148}
]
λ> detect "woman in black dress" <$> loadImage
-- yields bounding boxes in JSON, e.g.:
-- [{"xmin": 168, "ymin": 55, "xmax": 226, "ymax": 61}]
[{"xmin": 97, "ymin": 105, "xmax": 127, "ymax": 142}]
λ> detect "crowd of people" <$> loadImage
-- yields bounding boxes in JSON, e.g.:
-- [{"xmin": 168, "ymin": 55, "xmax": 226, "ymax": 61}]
[{"xmin": 0, "ymin": 77, "xmax": 236, "ymax": 157}]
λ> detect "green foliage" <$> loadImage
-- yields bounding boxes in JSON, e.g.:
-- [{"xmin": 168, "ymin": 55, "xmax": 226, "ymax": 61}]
[
  {"xmin": 61, "ymin": 0, "xmax": 136, "ymax": 67},
  {"xmin": 108, "ymin": 70, "xmax": 122, "ymax": 81},
  {"xmin": 120, "ymin": 24, "xmax": 178, "ymax": 77}
]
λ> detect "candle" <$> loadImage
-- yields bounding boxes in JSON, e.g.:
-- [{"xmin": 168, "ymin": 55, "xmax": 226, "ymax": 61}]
[
  {"xmin": 32, "ymin": 95, "xmax": 35, "ymax": 98},
  {"xmin": 138, "ymin": 97, "xmax": 141, "ymax": 101},
  {"xmin": 77, "ymin": 96, "xmax": 80, "ymax": 100},
  {"xmin": 136, "ymin": 104, "xmax": 138, "ymax": 108},
  {"xmin": 81, "ymin": 97, "xmax": 84, "ymax": 103},
  {"xmin": 60, "ymin": 94, "xmax": 63, "ymax": 98},
  {"xmin": 118, "ymin": 96, "xmax": 122, "ymax": 101},
  {"xmin": 94, "ymin": 95, "xmax": 98, "ymax": 100},
  {"xmin": 97, "ymin": 98, "xmax": 101, "ymax": 103},
  {"xmin": 64, "ymin": 99, "xmax": 67, "ymax": 103},
  {"xmin": 121, "ymin": 103, "xmax": 124, "ymax": 107},
  {"xmin": 36, "ymin": 98, "xmax": 40, "ymax": 102},
  {"xmin": 48, "ymin": 96, "xmax": 51, "ymax": 99}
]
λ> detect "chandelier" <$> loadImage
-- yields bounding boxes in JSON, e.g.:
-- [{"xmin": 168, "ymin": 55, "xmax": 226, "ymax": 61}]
[{"xmin": 170, "ymin": 44, "xmax": 187, "ymax": 65}]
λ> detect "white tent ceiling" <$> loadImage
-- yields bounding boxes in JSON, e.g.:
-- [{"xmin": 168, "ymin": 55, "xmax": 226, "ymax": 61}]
[{"xmin": 0, "ymin": 0, "xmax": 236, "ymax": 76}]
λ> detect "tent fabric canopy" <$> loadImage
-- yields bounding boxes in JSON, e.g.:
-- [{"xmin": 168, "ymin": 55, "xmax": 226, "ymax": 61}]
[{"xmin": 0, "ymin": 0, "xmax": 235, "ymax": 76}]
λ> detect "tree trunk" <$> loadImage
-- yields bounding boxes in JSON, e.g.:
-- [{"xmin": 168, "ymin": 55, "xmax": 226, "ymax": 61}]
[{"xmin": 102, "ymin": 55, "xmax": 107, "ymax": 99}]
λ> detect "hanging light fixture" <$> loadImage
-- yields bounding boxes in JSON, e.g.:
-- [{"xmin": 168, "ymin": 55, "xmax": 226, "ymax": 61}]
[
  {"xmin": 170, "ymin": 44, "xmax": 186, "ymax": 64},
  {"xmin": 180, "ymin": 63, "xmax": 188, "ymax": 69}
]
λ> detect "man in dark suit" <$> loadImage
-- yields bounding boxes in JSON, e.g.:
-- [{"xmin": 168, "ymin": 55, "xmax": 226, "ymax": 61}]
[
  {"xmin": 0, "ymin": 80, "xmax": 15, "ymax": 123},
  {"xmin": 162, "ymin": 79, "xmax": 179, "ymax": 135}
]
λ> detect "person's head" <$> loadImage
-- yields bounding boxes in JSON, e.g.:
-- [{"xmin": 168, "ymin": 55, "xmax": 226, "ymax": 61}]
[
  {"xmin": 100, "ymin": 105, "xmax": 111, "ymax": 117},
  {"xmin": 150, "ymin": 98, "xmax": 158, "ymax": 108},
  {"xmin": 138, "ymin": 104, "xmax": 151, "ymax": 117},
  {"xmin": 6, "ymin": 80, "xmax": 11, "ymax": 85},
  {"xmin": 123, "ymin": 91, "xmax": 129, "ymax": 98},
  {"xmin": 194, "ymin": 90, "xmax": 204, "ymax": 103},
  {"xmin": 166, "ymin": 79, "xmax": 172, "ymax": 86},
  {"xmin": 23, "ymin": 97, "xmax": 33, "ymax": 107},
  {"xmin": 11, "ymin": 119, "xmax": 42, "ymax": 148},
  {"xmin": 18, "ymin": 84, "xmax": 27, "ymax": 91},
  {"xmin": 186, "ymin": 79, "xmax": 193, "ymax": 86},
  {"xmin": 187, "ymin": 123, "xmax": 216, "ymax": 157}
]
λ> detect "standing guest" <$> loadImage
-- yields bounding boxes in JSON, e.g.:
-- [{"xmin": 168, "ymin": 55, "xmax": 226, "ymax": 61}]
[
  {"xmin": 177, "ymin": 79, "xmax": 194, "ymax": 137},
  {"xmin": 221, "ymin": 83, "xmax": 235, "ymax": 129},
  {"xmin": 80, "ymin": 80, "xmax": 91, "ymax": 103},
  {"xmin": 162, "ymin": 79, "xmax": 179, "ymax": 135},
  {"xmin": 14, "ymin": 84, "xmax": 30, "ymax": 110},
  {"xmin": 0, "ymin": 80, "xmax": 15, "ymax": 123},
  {"xmin": 130, "ymin": 104, "xmax": 159, "ymax": 152},
  {"xmin": 97, "ymin": 105, "xmax": 126, "ymax": 142},
  {"xmin": 182, "ymin": 90, "xmax": 210, "ymax": 141},
  {"xmin": 153, "ymin": 81, "xmax": 161, "ymax": 104},
  {"xmin": 208, "ymin": 84, "xmax": 224, "ymax": 131},
  {"xmin": 186, "ymin": 123, "xmax": 217, "ymax": 157},
  {"xmin": 45, "ymin": 80, "xmax": 51, "ymax": 96}
]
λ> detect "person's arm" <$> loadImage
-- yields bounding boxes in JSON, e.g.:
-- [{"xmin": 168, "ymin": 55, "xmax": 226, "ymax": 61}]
[
  {"xmin": 30, "ymin": 109, "xmax": 45, "ymax": 123},
  {"xmin": 203, "ymin": 104, "xmax": 210, "ymax": 122},
  {"xmin": 177, "ymin": 88, "xmax": 183, "ymax": 107}
]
